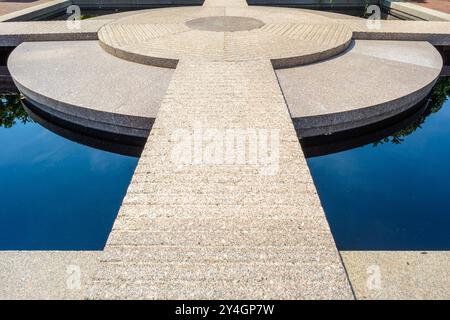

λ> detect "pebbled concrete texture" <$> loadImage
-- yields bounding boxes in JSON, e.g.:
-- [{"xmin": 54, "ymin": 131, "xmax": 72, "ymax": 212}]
[
  {"xmin": 341, "ymin": 251, "xmax": 450, "ymax": 300},
  {"xmin": 8, "ymin": 40, "xmax": 173, "ymax": 138},
  {"xmin": 2, "ymin": 250, "xmax": 448, "ymax": 300},
  {"xmin": 276, "ymin": 40, "xmax": 443, "ymax": 137}
]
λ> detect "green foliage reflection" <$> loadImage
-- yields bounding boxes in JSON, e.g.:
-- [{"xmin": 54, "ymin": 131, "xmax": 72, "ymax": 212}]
[
  {"xmin": 374, "ymin": 77, "xmax": 450, "ymax": 146},
  {"xmin": 0, "ymin": 93, "xmax": 33, "ymax": 129}
]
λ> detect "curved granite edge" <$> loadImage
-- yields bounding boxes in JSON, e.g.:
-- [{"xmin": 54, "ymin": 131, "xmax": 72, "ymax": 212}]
[
  {"xmin": 293, "ymin": 79, "xmax": 438, "ymax": 138},
  {"xmin": 270, "ymin": 36, "xmax": 352, "ymax": 69},
  {"xmin": 276, "ymin": 40, "xmax": 443, "ymax": 138},
  {"xmin": 0, "ymin": 20, "xmax": 111, "ymax": 46},
  {"xmin": 13, "ymin": 80, "xmax": 152, "ymax": 139},
  {"xmin": 7, "ymin": 41, "xmax": 174, "ymax": 139},
  {"xmin": 99, "ymin": 32, "xmax": 352, "ymax": 70},
  {"xmin": 98, "ymin": 39, "xmax": 179, "ymax": 69},
  {"xmin": 341, "ymin": 251, "xmax": 450, "ymax": 300}
]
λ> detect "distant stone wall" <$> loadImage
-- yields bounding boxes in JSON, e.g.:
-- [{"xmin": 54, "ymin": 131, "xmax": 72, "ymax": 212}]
[{"xmin": 247, "ymin": 0, "xmax": 380, "ymax": 8}]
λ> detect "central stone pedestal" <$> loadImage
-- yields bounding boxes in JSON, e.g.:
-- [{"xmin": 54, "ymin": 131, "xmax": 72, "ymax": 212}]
[{"xmin": 185, "ymin": 16, "xmax": 265, "ymax": 32}]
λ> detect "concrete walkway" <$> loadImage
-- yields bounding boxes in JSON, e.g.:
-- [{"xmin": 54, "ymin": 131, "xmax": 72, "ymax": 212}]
[
  {"xmin": 341, "ymin": 251, "xmax": 450, "ymax": 299},
  {"xmin": 89, "ymin": 58, "xmax": 353, "ymax": 299}
]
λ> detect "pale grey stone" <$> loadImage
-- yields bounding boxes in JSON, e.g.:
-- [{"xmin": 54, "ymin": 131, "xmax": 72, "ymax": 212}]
[
  {"xmin": 276, "ymin": 40, "xmax": 443, "ymax": 137},
  {"xmin": 8, "ymin": 41, "xmax": 173, "ymax": 138}
]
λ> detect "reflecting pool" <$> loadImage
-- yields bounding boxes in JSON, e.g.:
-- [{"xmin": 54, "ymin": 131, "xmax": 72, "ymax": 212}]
[
  {"xmin": 0, "ymin": 93, "xmax": 139, "ymax": 250},
  {"xmin": 305, "ymin": 77, "xmax": 450, "ymax": 250}
]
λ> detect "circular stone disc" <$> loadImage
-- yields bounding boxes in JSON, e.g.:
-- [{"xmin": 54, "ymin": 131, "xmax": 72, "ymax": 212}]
[
  {"xmin": 185, "ymin": 16, "xmax": 265, "ymax": 32},
  {"xmin": 98, "ymin": 6, "xmax": 353, "ymax": 68}
]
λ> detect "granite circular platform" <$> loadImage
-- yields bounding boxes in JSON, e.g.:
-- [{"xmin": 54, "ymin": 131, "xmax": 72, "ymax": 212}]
[{"xmin": 97, "ymin": 6, "xmax": 353, "ymax": 68}]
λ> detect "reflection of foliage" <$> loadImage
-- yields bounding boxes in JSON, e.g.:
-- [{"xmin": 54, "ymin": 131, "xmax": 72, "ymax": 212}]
[
  {"xmin": 374, "ymin": 77, "xmax": 450, "ymax": 146},
  {"xmin": 0, "ymin": 93, "xmax": 33, "ymax": 128},
  {"xmin": 80, "ymin": 14, "xmax": 96, "ymax": 20}
]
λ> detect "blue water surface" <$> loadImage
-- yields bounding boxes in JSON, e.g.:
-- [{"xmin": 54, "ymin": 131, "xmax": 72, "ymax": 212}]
[
  {"xmin": 0, "ymin": 96, "xmax": 138, "ymax": 250},
  {"xmin": 306, "ymin": 78, "xmax": 450, "ymax": 250}
]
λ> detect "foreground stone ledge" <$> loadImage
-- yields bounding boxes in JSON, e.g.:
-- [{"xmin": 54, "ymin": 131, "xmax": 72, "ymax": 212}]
[
  {"xmin": 341, "ymin": 251, "xmax": 450, "ymax": 300},
  {"xmin": 1, "ymin": 250, "xmax": 448, "ymax": 299},
  {"xmin": 0, "ymin": 251, "xmax": 99, "ymax": 300}
]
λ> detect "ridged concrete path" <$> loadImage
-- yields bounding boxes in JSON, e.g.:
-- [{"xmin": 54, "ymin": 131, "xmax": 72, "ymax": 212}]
[{"xmin": 89, "ymin": 58, "xmax": 353, "ymax": 299}]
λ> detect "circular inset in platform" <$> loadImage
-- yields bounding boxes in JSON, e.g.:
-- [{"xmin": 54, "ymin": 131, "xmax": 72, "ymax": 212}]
[{"xmin": 185, "ymin": 16, "xmax": 265, "ymax": 32}]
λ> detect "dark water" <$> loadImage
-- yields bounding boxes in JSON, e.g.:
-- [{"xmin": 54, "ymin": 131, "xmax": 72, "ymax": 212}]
[
  {"xmin": 305, "ymin": 77, "xmax": 450, "ymax": 251},
  {"xmin": 0, "ymin": 94, "xmax": 138, "ymax": 250}
]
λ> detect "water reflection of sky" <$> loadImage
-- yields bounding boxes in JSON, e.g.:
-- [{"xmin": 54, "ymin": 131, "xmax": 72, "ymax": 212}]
[
  {"xmin": 306, "ymin": 78, "xmax": 450, "ymax": 250},
  {"xmin": 0, "ymin": 96, "xmax": 138, "ymax": 250}
]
